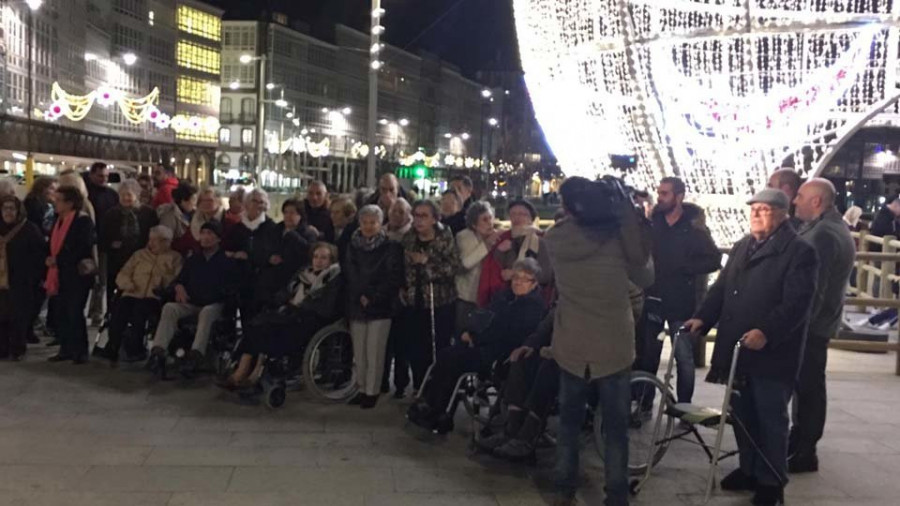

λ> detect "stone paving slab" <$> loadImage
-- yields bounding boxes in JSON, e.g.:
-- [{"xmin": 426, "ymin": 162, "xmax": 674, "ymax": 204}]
[{"xmin": 1, "ymin": 337, "xmax": 899, "ymax": 505}]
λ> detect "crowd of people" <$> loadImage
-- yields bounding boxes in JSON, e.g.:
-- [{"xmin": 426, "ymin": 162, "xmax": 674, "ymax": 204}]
[{"xmin": 0, "ymin": 161, "xmax": 858, "ymax": 506}]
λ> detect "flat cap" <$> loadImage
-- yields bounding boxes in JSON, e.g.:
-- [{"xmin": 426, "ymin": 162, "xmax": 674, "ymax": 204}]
[{"xmin": 747, "ymin": 188, "xmax": 790, "ymax": 209}]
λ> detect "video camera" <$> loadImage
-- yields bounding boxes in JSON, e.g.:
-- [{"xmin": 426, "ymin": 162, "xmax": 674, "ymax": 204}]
[{"xmin": 561, "ymin": 154, "xmax": 642, "ymax": 230}]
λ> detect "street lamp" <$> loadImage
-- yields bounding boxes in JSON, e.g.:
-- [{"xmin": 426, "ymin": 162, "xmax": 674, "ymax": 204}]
[
  {"xmin": 488, "ymin": 117, "xmax": 499, "ymax": 127},
  {"xmin": 240, "ymin": 53, "xmax": 268, "ymax": 177},
  {"xmin": 122, "ymin": 53, "xmax": 138, "ymax": 66},
  {"xmin": 481, "ymin": 88, "xmax": 493, "ymax": 99},
  {"xmin": 24, "ymin": 0, "xmax": 43, "ymax": 189}
]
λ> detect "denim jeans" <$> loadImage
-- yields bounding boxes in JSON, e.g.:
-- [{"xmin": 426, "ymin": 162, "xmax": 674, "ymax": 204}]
[
  {"xmin": 732, "ymin": 377, "xmax": 792, "ymax": 487},
  {"xmin": 669, "ymin": 320, "xmax": 695, "ymax": 404},
  {"xmin": 556, "ymin": 367, "xmax": 630, "ymax": 506}
]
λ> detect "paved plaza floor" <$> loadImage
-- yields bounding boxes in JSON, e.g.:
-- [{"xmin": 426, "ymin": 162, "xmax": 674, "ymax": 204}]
[{"xmin": 1, "ymin": 337, "xmax": 899, "ymax": 506}]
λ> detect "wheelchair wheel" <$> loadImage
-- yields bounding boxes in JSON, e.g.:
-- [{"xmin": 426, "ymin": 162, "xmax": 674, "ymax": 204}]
[
  {"xmin": 265, "ymin": 385, "xmax": 287, "ymax": 409},
  {"xmin": 594, "ymin": 371, "xmax": 675, "ymax": 476},
  {"xmin": 301, "ymin": 320, "xmax": 358, "ymax": 403}
]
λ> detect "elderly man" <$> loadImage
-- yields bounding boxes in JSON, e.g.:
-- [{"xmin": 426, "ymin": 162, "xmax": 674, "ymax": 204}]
[
  {"xmin": 367, "ymin": 173, "xmax": 411, "ymax": 218},
  {"xmin": 304, "ymin": 181, "xmax": 335, "ymax": 242},
  {"xmin": 686, "ymin": 188, "xmax": 817, "ymax": 506},
  {"xmin": 788, "ymin": 179, "xmax": 855, "ymax": 473}
]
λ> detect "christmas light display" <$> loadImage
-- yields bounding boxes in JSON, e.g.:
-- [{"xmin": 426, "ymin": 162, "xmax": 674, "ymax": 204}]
[{"xmin": 513, "ymin": 0, "xmax": 900, "ymax": 244}]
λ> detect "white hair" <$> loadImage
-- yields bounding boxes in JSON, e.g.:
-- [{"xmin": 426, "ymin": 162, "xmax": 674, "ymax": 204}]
[
  {"xmin": 149, "ymin": 225, "xmax": 174, "ymax": 242},
  {"xmin": 243, "ymin": 187, "xmax": 270, "ymax": 211},
  {"xmin": 0, "ymin": 178, "xmax": 14, "ymax": 197},
  {"xmin": 118, "ymin": 179, "xmax": 142, "ymax": 197},
  {"xmin": 359, "ymin": 204, "xmax": 384, "ymax": 223}
]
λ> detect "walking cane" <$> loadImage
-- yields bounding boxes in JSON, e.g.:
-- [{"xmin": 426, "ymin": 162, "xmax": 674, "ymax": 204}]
[{"xmin": 429, "ymin": 281, "xmax": 436, "ymax": 364}]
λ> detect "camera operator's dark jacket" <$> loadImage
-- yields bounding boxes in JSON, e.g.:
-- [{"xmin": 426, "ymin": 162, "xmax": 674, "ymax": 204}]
[
  {"xmin": 695, "ymin": 221, "xmax": 817, "ymax": 383},
  {"xmin": 545, "ymin": 202, "xmax": 654, "ymax": 380},
  {"xmin": 649, "ymin": 203, "xmax": 722, "ymax": 322}
]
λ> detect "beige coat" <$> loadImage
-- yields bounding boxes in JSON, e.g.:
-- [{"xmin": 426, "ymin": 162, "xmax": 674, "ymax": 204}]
[
  {"xmin": 115, "ymin": 248, "xmax": 183, "ymax": 299},
  {"xmin": 544, "ymin": 204, "xmax": 653, "ymax": 379}
]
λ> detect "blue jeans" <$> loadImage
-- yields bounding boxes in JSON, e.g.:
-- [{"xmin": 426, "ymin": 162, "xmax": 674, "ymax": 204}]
[
  {"xmin": 556, "ymin": 367, "xmax": 630, "ymax": 506},
  {"xmin": 669, "ymin": 320, "xmax": 695, "ymax": 404},
  {"xmin": 732, "ymin": 377, "xmax": 792, "ymax": 487}
]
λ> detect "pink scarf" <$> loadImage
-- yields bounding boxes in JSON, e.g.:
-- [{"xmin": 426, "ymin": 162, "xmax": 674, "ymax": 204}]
[{"xmin": 44, "ymin": 211, "xmax": 75, "ymax": 296}]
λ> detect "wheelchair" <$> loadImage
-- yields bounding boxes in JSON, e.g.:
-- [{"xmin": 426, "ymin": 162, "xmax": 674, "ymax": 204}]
[
  {"xmin": 217, "ymin": 319, "xmax": 358, "ymax": 408},
  {"xmin": 91, "ymin": 290, "xmax": 160, "ymax": 363}
]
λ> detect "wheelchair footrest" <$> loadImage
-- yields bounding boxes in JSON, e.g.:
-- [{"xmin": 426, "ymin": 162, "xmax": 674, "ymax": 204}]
[{"xmin": 668, "ymin": 403, "xmax": 722, "ymax": 427}]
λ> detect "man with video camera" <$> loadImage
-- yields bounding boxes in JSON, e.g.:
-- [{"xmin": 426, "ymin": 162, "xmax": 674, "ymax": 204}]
[{"xmin": 545, "ymin": 176, "xmax": 653, "ymax": 506}]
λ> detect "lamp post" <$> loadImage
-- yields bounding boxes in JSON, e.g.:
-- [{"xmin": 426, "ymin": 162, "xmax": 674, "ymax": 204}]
[
  {"xmin": 367, "ymin": 1, "xmax": 384, "ymax": 188},
  {"xmin": 479, "ymin": 88, "xmax": 492, "ymax": 173},
  {"xmin": 24, "ymin": 0, "xmax": 43, "ymax": 190},
  {"xmin": 240, "ymin": 51, "xmax": 267, "ymax": 180}
]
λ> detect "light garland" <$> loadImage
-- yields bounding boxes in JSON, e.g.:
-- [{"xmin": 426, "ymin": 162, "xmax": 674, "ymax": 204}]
[
  {"xmin": 398, "ymin": 150, "xmax": 479, "ymax": 169},
  {"xmin": 43, "ymin": 82, "xmax": 219, "ymax": 140},
  {"xmin": 514, "ymin": 0, "xmax": 900, "ymax": 244}
]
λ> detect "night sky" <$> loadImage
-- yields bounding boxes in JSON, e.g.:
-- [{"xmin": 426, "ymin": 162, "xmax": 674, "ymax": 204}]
[{"xmin": 205, "ymin": 0, "xmax": 520, "ymax": 76}]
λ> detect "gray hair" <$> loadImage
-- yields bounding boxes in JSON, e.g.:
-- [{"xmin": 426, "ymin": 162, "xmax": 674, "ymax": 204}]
[
  {"xmin": 512, "ymin": 257, "xmax": 542, "ymax": 279},
  {"xmin": 244, "ymin": 187, "xmax": 270, "ymax": 210},
  {"xmin": 358, "ymin": 204, "xmax": 384, "ymax": 223},
  {"xmin": 465, "ymin": 200, "xmax": 494, "ymax": 229},
  {"xmin": 118, "ymin": 179, "xmax": 142, "ymax": 197},
  {"xmin": 391, "ymin": 197, "xmax": 412, "ymax": 213},
  {"xmin": 149, "ymin": 225, "xmax": 174, "ymax": 242}
]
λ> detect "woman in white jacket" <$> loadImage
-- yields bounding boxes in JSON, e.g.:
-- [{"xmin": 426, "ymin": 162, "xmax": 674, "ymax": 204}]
[{"xmin": 454, "ymin": 201, "xmax": 499, "ymax": 332}]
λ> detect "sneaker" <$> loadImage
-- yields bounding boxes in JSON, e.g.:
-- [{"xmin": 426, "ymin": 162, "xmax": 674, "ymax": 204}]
[
  {"xmin": 752, "ymin": 485, "xmax": 784, "ymax": 506},
  {"xmin": 720, "ymin": 469, "xmax": 757, "ymax": 492},
  {"xmin": 788, "ymin": 452, "xmax": 819, "ymax": 473}
]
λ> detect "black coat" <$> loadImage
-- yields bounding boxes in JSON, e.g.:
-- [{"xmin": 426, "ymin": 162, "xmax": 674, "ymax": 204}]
[
  {"xmin": 474, "ymin": 288, "xmax": 545, "ymax": 363},
  {"xmin": 23, "ymin": 195, "xmax": 54, "ymax": 238},
  {"xmin": 344, "ymin": 238, "xmax": 404, "ymax": 320},
  {"xmin": 99, "ymin": 205, "xmax": 159, "ymax": 274},
  {"xmin": 442, "ymin": 212, "xmax": 466, "ymax": 236},
  {"xmin": 84, "ymin": 177, "xmax": 119, "ymax": 230},
  {"xmin": 224, "ymin": 217, "xmax": 279, "ymax": 307},
  {"xmin": 175, "ymin": 248, "xmax": 234, "ymax": 307},
  {"xmin": 695, "ymin": 222, "xmax": 817, "ymax": 383},
  {"xmin": 55, "ymin": 214, "xmax": 96, "ymax": 293},
  {"xmin": 304, "ymin": 201, "xmax": 335, "ymax": 243},
  {"xmin": 0, "ymin": 220, "xmax": 46, "ymax": 316},
  {"xmin": 254, "ymin": 222, "xmax": 314, "ymax": 307},
  {"xmin": 648, "ymin": 203, "xmax": 722, "ymax": 321}
]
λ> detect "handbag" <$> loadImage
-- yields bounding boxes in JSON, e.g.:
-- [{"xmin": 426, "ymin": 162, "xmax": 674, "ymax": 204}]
[{"xmin": 77, "ymin": 258, "xmax": 98, "ymax": 277}]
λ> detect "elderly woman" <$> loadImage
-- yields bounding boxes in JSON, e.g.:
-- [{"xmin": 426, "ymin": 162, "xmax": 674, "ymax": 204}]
[
  {"xmin": 156, "ymin": 181, "xmax": 198, "ymax": 256},
  {"xmin": 220, "ymin": 242, "xmax": 343, "ymax": 389},
  {"xmin": 408, "ymin": 258, "xmax": 546, "ymax": 434},
  {"xmin": 24, "ymin": 176, "xmax": 57, "ymax": 239},
  {"xmin": 45, "ymin": 186, "xmax": 95, "ymax": 364},
  {"xmin": 0, "ymin": 196, "xmax": 46, "ymax": 360},
  {"xmin": 345, "ymin": 205, "xmax": 404, "ymax": 409},
  {"xmin": 99, "ymin": 179, "xmax": 159, "ymax": 302},
  {"xmin": 478, "ymin": 199, "xmax": 552, "ymax": 307},
  {"xmin": 224, "ymin": 187, "xmax": 277, "ymax": 322},
  {"xmin": 253, "ymin": 198, "xmax": 317, "ymax": 310},
  {"xmin": 100, "ymin": 225, "xmax": 183, "ymax": 364},
  {"xmin": 386, "ymin": 198, "xmax": 412, "ymax": 241},
  {"xmin": 400, "ymin": 200, "xmax": 462, "ymax": 389},
  {"xmin": 455, "ymin": 201, "xmax": 499, "ymax": 331}
]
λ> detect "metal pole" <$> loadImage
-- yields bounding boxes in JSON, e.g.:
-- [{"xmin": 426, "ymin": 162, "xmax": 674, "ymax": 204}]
[
  {"xmin": 255, "ymin": 22, "xmax": 267, "ymax": 182},
  {"xmin": 479, "ymin": 101, "xmax": 486, "ymax": 172},
  {"xmin": 366, "ymin": 0, "xmax": 383, "ymax": 188},
  {"xmin": 25, "ymin": 7, "xmax": 34, "ymax": 189}
]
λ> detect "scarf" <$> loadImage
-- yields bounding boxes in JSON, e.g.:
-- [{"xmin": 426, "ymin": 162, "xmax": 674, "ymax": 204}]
[
  {"xmin": 44, "ymin": 211, "xmax": 76, "ymax": 296},
  {"xmin": 511, "ymin": 225, "xmax": 541, "ymax": 262},
  {"xmin": 190, "ymin": 207, "xmax": 224, "ymax": 240},
  {"xmin": 386, "ymin": 220, "xmax": 412, "ymax": 242},
  {"xmin": 0, "ymin": 220, "xmax": 25, "ymax": 290},
  {"xmin": 241, "ymin": 212, "xmax": 266, "ymax": 232},
  {"xmin": 289, "ymin": 263, "xmax": 341, "ymax": 307},
  {"xmin": 118, "ymin": 207, "xmax": 141, "ymax": 246},
  {"xmin": 351, "ymin": 229, "xmax": 387, "ymax": 252}
]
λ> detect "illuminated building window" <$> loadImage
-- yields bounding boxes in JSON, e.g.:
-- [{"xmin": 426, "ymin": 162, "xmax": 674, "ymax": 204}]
[
  {"xmin": 241, "ymin": 128, "xmax": 254, "ymax": 146},
  {"xmin": 148, "ymin": 10, "xmax": 154, "ymax": 26},
  {"xmin": 177, "ymin": 76, "xmax": 217, "ymax": 106},
  {"xmin": 176, "ymin": 130, "xmax": 217, "ymax": 143},
  {"xmin": 219, "ymin": 127, "xmax": 231, "ymax": 145},
  {"xmin": 177, "ymin": 6, "xmax": 221, "ymax": 42},
  {"xmin": 176, "ymin": 41, "xmax": 220, "ymax": 75}
]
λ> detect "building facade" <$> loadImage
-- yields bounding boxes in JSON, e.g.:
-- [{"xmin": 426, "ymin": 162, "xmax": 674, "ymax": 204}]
[
  {"xmin": 0, "ymin": 0, "xmax": 222, "ymax": 183},
  {"xmin": 217, "ymin": 15, "xmax": 491, "ymax": 193}
]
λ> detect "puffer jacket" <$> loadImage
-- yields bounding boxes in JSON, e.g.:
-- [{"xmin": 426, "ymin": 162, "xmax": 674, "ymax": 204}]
[{"xmin": 115, "ymin": 247, "xmax": 183, "ymax": 299}]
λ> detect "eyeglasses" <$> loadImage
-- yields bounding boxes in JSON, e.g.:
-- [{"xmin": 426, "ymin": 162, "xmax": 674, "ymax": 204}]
[
  {"xmin": 413, "ymin": 212, "xmax": 433, "ymax": 219},
  {"xmin": 749, "ymin": 206, "xmax": 775, "ymax": 216}
]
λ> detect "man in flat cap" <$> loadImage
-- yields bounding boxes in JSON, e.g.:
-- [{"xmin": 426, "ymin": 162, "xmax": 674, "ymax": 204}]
[{"xmin": 684, "ymin": 188, "xmax": 818, "ymax": 506}]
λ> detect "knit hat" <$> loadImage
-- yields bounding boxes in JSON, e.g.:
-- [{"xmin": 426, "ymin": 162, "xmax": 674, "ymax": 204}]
[{"xmin": 200, "ymin": 220, "xmax": 223, "ymax": 238}]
